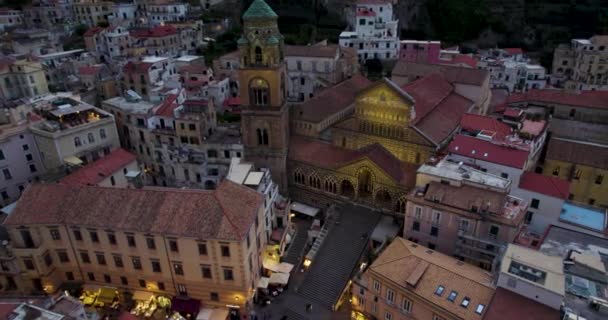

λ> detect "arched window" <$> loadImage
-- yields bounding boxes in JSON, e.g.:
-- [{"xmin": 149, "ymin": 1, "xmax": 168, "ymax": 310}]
[
  {"xmin": 99, "ymin": 128, "xmax": 107, "ymax": 139},
  {"xmin": 250, "ymin": 78, "xmax": 269, "ymax": 106},
  {"xmin": 88, "ymin": 132, "xmax": 95, "ymax": 143},
  {"xmin": 293, "ymin": 169, "xmax": 305, "ymax": 185},
  {"xmin": 262, "ymin": 129, "xmax": 269, "ymax": 145},
  {"xmin": 324, "ymin": 177, "xmax": 337, "ymax": 193},
  {"xmin": 395, "ymin": 198, "xmax": 406, "ymax": 214},
  {"xmin": 255, "ymin": 46, "xmax": 263, "ymax": 64},
  {"xmin": 74, "ymin": 137, "xmax": 82, "ymax": 147}
]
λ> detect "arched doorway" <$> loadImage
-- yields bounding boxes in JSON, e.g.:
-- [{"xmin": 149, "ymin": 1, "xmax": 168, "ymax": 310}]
[
  {"xmin": 341, "ymin": 180, "xmax": 355, "ymax": 198},
  {"xmin": 376, "ymin": 190, "xmax": 392, "ymax": 209},
  {"xmin": 357, "ymin": 168, "xmax": 374, "ymax": 200}
]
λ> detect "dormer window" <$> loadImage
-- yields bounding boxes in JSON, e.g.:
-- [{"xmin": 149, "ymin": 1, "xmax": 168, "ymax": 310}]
[
  {"xmin": 447, "ymin": 291, "xmax": 458, "ymax": 302},
  {"xmin": 460, "ymin": 297, "xmax": 470, "ymax": 308},
  {"xmin": 475, "ymin": 304, "xmax": 485, "ymax": 314},
  {"xmin": 434, "ymin": 285, "xmax": 444, "ymax": 296}
]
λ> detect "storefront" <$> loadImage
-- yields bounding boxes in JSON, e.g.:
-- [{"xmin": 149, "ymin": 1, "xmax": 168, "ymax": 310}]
[
  {"xmin": 171, "ymin": 297, "xmax": 201, "ymax": 319},
  {"xmin": 79, "ymin": 286, "xmax": 119, "ymax": 308},
  {"xmin": 130, "ymin": 291, "xmax": 171, "ymax": 317}
]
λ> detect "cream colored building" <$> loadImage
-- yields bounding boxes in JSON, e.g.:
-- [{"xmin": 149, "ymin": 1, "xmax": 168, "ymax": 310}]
[
  {"xmin": 352, "ymin": 237, "xmax": 495, "ymax": 320},
  {"xmin": 59, "ymin": 148, "xmax": 139, "ymax": 188},
  {"xmin": 0, "ymin": 57, "xmax": 49, "ymax": 102},
  {"xmin": 1, "ymin": 180, "xmax": 266, "ymax": 315},
  {"xmin": 73, "ymin": 0, "xmax": 113, "ymax": 26},
  {"xmin": 25, "ymin": 93, "xmax": 120, "ymax": 171},
  {"xmin": 552, "ymin": 35, "xmax": 608, "ymax": 91}
]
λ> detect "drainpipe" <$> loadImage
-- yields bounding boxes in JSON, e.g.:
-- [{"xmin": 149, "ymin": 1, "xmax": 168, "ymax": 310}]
[
  {"xmin": 64, "ymin": 225, "xmax": 85, "ymax": 285},
  {"xmin": 161, "ymin": 235, "xmax": 179, "ymax": 296}
]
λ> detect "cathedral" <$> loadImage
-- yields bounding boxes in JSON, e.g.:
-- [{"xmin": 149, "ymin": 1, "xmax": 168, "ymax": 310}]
[{"xmin": 239, "ymin": 0, "xmax": 476, "ymax": 214}]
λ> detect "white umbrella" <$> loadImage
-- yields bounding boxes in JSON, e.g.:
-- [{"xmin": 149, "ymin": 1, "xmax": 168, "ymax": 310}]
[
  {"xmin": 269, "ymin": 272, "xmax": 290, "ymax": 285},
  {"xmin": 276, "ymin": 262, "xmax": 294, "ymax": 274},
  {"xmin": 257, "ymin": 277, "xmax": 270, "ymax": 289}
]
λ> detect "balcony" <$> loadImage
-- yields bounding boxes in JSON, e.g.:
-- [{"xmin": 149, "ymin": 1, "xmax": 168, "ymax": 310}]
[{"xmin": 457, "ymin": 230, "xmax": 502, "ymax": 247}]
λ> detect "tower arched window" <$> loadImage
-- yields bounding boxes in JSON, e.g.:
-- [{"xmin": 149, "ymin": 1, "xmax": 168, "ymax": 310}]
[
  {"xmin": 255, "ymin": 46, "xmax": 263, "ymax": 64},
  {"xmin": 250, "ymin": 78, "xmax": 269, "ymax": 106},
  {"xmin": 256, "ymin": 128, "xmax": 269, "ymax": 146}
]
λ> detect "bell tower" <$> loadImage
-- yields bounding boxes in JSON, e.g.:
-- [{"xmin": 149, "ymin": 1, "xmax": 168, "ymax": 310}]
[{"xmin": 239, "ymin": 0, "xmax": 289, "ymax": 191}]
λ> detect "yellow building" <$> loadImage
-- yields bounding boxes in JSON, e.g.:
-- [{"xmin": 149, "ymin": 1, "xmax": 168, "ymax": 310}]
[
  {"xmin": 72, "ymin": 0, "xmax": 113, "ymax": 26},
  {"xmin": 1, "ymin": 180, "xmax": 266, "ymax": 316},
  {"xmin": 541, "ymin": 137, "xmax": 608, "ymax": 207},
  {"xmin": 352, "ymin": 237, "xmax": 495, "ymax": 320},
  {"xmin": 0, "ymin": 56, "xmax": 49, "ymax": 101}
]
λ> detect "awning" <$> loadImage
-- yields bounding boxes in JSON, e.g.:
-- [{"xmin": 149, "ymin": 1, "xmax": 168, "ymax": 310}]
[
  {"xmin": 276, "ymin": 262, "xmax": 294, "ymax": 274},
  {"xmin": 172, "ymin": 297, "xmax": 201, "ymax": 317},
  {"xmin": 64, "ymin": 156, "xmax": 83, "ymax": 166},
  {"xmin": 269, "ymin": 272, "xmax": 290, "ymax": 285},
  {"xmin": 97, "ymin": 286, "xmax": 118, "ymax": 304},
  {"xmin": 263, "ymin": 259, "xmax": 279, "ymax": 272},
  {"xmin": 196, "ymin": 308, "xmax": 230, "ymax": 320},
  {"xmin": 291, "ymin": 202, "xmax": 319, "ymax": 217},
  {"xmin": 132, "ymin": 290, "xmax": 154, "ymax": 301},
  {"xmin": 257, "ymin": 277, "xmax": 270, "ymax": 289}
]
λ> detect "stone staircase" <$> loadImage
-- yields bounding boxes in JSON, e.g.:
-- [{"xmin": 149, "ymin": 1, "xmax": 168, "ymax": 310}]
[
  {"xmin": 296, "ymin": 205, "xmax": 381, "ymax": 309},
  {"xmin": 282, "ymin": 220, "xmax": 311, "ymax": 266}
]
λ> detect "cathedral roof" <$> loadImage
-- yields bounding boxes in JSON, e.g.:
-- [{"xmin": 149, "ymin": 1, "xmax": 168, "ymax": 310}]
[{"xmin": 243, "ymin": 0, "xmax": 278, "ymax": 20}]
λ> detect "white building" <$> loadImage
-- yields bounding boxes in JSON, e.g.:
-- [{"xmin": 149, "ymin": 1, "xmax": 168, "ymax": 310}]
[
  {"xmin": 338, "ymin": 0, "xmax": 399, "ymax": 61},
  {"xmin": 0, "ymin": 8, "xmax": 23, "ymax": 31},
  {"xmin": 477, "ymin": 49, "xmax": 547, "ymax": 93},
  {"xmin": 109, "ymin": 2, "xmax": 138, "ymax": 28},
  {"xmin": 146, "ymin": 2, "xmax": 188, "ymax": 25},
  {"xmin": 552, "ymin": 36, "xmax": 608, "ymax": 91}
]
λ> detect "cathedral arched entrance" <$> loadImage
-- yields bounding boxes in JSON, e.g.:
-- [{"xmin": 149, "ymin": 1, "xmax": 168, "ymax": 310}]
[
  {"xmin": 357, "ymin": 168, "xmax": 374, "ymax": 201},
  {"xmin": 375, "ymin": 189, "xmax": 392, "ymax": 209},
  {"xmin": 341, "ymin": 180, "xmax": 355, "ymax": 198}
]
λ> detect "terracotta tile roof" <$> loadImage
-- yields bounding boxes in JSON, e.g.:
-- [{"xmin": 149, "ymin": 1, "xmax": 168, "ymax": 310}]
[
  {"xmin": 179, "ymin": 64, "xmax": 208, "ymax": 74},
  {"xmin": 503, "ymin": 107, "xmax": 522, "ymax": 117},
  {"xmin": 289, "ymin": 136, "xmax": 416, "ymax": 187},
  {"xmin": 5, "ymin": 181, "xmax": 262, "ymax": 241},
  {"xmin": 123, "ymin": 61, "xmax": 153, "ymax": 74},
  {"xmin": 460, "ymin": 113, "xmax": 512, "ymax": 139},
  {"xmin": 520, "ymin": 119, "xmax": 546, "ymax": 137},
  {"xmin": 546, "ymin": 138, "xmax": 608, "ymax": 169},
  {"xmin": 154, "ymin": 94, "xmax": 179, "ymax": 117},
  {"xmin": 503, "ymin": 48, "xmax": 524, "ymax": 55},
  {"xmin": 0, "ymin": 303, "xmax": 18, "ymax": 319},
  {"xmin": 84, "ymin": 26, "xmax": 104, "ymax": 37},
  {"xmin": 369, "ymin": 238, "xmax": 495, "ymax": 319},
  {"xmin": 484, "ymin": 288, "xmax": 559, "ymax": 320},
  {"xmin": 130, "ymin": 25, "xmax": 177, "ymax": 38},
  {"xmin": 402, "ymin": 74, "xmax": 474, "ymax": 144},
  {"xmin": 59, "ymin": 149, "xmax": 137, "ymax": 186},
  {"xmin": 508, "ymin": 89, "xmax": 608, "ymax": 110},
  {"xmin": 519, "ymin": 171, "xmax": 570, "ymax": 200},
  {"xmin": 78, "ymin": 65, "xmax": 102, "ymax": 76},
  {"xmin": 296, "ymin": 75, "xmax": 371, "ymax": 123},
  {"xmin": 448, "ymin": 134, "xmax": 529, "ymax": 169},
  {"xmin": 440, "ymin": 54, "xmax": 478, "ymax": 68},
  {"xmin": 284, "ymin": 44, "xmax": 339, "ymax": 58},
  {"xmin": 392, "ymin": 61, "xmax": 489, "ymax": 86},
  {"xmin": 356, "ymin": 8, "xmax": 376, "ymax": 17}
]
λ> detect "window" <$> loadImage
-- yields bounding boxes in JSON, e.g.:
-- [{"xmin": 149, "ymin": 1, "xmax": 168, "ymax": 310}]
[
  {"xmin": 169, "ymin": 240, "xmax": 179, "ymax": 252},
  {"xmin": 223, "ymin": 267, "xmax": 234, "ymax": 281},
  {"xmin": 90, "ymin": 231, "xmax": 99, "ymax": 243},
  {"xmin": 428, "ymin": 242, "xmax": 436, "ymax": 250},
  {"xmin": 461, "ymin": 297, "xmax": 470, "ymax": 308},
  {"xmin": 596, "ymin": 175, "xmax": 604, "ymax": 185},
  {"xmin": 475, "ymin": 304, "xmax": 485, "ymax": 315},
  {"xmin": 414, "ymin": 206, "xmax": 422, "ymax": 220},
  {"xmin": 146, "ymin": 237, "xmax": 156, "ymax": 249},
  {"xmin": 531, "ymin": 198, "xmax": 540, "ymax": 209},
  {"xmin": 29, "ymin": 164, "xmax": 37, "ymax": 173},
  {"xmin": 220, "ymin": 244, "xmax": 230, "ymax": 257},
  {"xmin": 432, "ymin": 211, "xmax": 441, "ymax": 225},
  {"xmin": 173, "ymin": 263, "xmax": 184, "ymax": 275},
  {"xmin": 198, "ymin": 242, "xmax": 208, "ymax": 255},
  {"xmin": 489, "ymin": 225, "xmax": 500, "ymax": 240},
  {"xmin": 139, "ymin": 279, "xmax": 146, "ymax": 288},
  {"xmin": 107, "ymin": 233, "xmax": 116, "ymax": 245},
  {"xmin": 49, "ymin": 228, "xmax": 61, "ymax": 240},
  {"xmin": 210, "ymin": 292, "xmax": 219, "ymax": 301},
  {"xmin": 113, "ymin": 255, "xmax": 123, "ymax": 268},
  {"xmin": 132, "ymin": 257, "xmax": 142, "ymax": 270},
  {"xmin": 100, "ymin": 128, "xmax": 106, "ymax": 139},
  {"xmin": 589, "ymin": 198, "xmax": 596, "ymax": 205},
  {"xmin": 2, "ymin": 168, "xmax": 12, "ymax": 180},
  {"xmin": 43, "ymin": 253, "xmax": 53, "ymax": 266},
  {"xmin": 412, "ymin": 221, "xmax": 420, "ymax": 231},
  {"xmin": 74, "ymin": 137, "xmax": 81, "ymax": 147},
  {"xmin": 80, "ymin": 251, "xmax": 91, "ymax": 263},
  {"xmin": 459, "ymin": 219, "xmax": 470, "ymax": 232},
  {"xmin": 23, "ymin": 258, "xmax": 35, "ymax": 270},
  {"xmin": 0, "ymin": 150, "xmax": 4, "ymax": 160},
  {"xmin": 384, "ymin": 311, "xmax": 393, "ymax": 320},
  {"xmin": 401, "ymin": 298, "xmax": 412, "ymax": 313},
  {"xmin": 224, "ymin": 150, "xmax": 230, "ymax": 158},
  {"xmin": 435, "ymin": 285, "xmax": 445, "ymax": 296},
  {"xmin": 386, "ymin": 289, "xmax": 394, "ymax": 304},
  {"xmin": 87, "ymin": 132, "xmax": 95, "ymax": 143},
  {"xmin": 501, "ymin": 172, "xmax": 509, "ymax": 179},
  {"xmin": 552, "ymin": 166, "xmax": 560, "ymax": 176},
  {"xmin": 127, "ymin": 235, "xmax": 136, "ymax": 247},
  {"xmin": 250, "ymin": 78, "xmax": 269, "ymax": 106},
  {"xmin": 430, "ymin": 226, "xmax": 439, "ymax": 237},
  {"xmin": 447, "ymin": 291, "xmax": 458, "ymax": 302},
  {"xmin": 88, "ymin": 272, "xmax": 96, "ymax": 281},
  {"xmin": 0, "ymin": 191, "xmax": 7, "ymax": 200},
  {"xmin": 73, "ymin": 229, "xmax": 82, "ymax": 241},
  {"xmin": 201, "ymin": 265, "xmax": 212, "ymax": 279},
  {"xmin": 151, "ymin": 260, "xmax": 161, "ymax": 272},
  {"xmin": 120, "ymin": 276, "xmax": 128, "ymax": 285},
  {"xmin": 373, "ymin": 279, "xmax": 380, "ymax": 292},
  {"xmin": 66, "ymin": 272, "xmax": 74, "ymax": 281},
  {"xmin": 103, "ymin": 274, "xmax": 111, "ymax": 283},
  {"xmin": 157, "ymin": 282, "xmax": 165, "ymax": 290},
  {"xmin": 96, "ymin": 253, "xmax": 106, "ymax": 265},
  {"xmin": 57, "ymin": 250, "xmax": 69, "ymax": 263}
]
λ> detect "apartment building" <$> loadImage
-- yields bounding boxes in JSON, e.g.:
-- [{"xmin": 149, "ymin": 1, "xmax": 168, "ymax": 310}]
[
  {"xmin": 0, "ymin": 56, "xmax": 49, "ymax": 102},
  {"xmin": 339, "ymin": 0, "xmax": 399, "ymax": 61},
  {"xmin": 121, "ymin": 56, "xmax": 178, "ymax": 102},
  {"xmin": 0, "ymin": 8, "xmax": 23, "ymax": 31},
  {"xmin": 108, "ymin": 2, "xmax": 138, "ymax": 28},
  {"xmin": 130, "ymin": 25, "xmax": 181, "ymax": 57},
  {"xmin": 22, "ymin": 1, "xmax": 73, "ymax": 29},
  {"xmin": 552, "ymin": 35, "xmax": 608, "ymax": 91},
  {"xmin": 1, "ymin": 180, "xmax": 266, "ymax": 317},
  {"xmin": 351, "ymin": 237, "xmax": 495, "ymax": 320},
  {"xmin": 26, "ymin": 93, "xmax": 120, "ymax": 171},
  {"xmin": 404, "ymin": 159, "xmax": 527, "ymax": 270},
  {"xmin": 146, "ymin": 2, "xmax": 188, "ymax": 25},
  {"xmin": 73, "ymin": 0, "xmax": 114, "ymax": 26},
  {"xmin": 284, "ymin": 43, "xmax": 359, "ymax": 102},
  {"xmin": 59, "ymin": 148, "xmax": 139, "ymax": 188},
  {"xmin": 170, "ymin": 20, "xmax": 205, "ymax": 54}
]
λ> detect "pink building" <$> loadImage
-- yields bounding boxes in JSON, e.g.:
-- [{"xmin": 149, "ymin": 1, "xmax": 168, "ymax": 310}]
[{"xmin": 399, "ymin": 40, "xmax": 441, "ymax": 64}]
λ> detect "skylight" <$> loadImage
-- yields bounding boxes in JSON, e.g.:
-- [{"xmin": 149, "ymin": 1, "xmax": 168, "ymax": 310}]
[
  {"xmin": 447, "ymin": 290, "xmax": 458, "ymax": 302},
  {"xmin": 435, "ymin": 285, "xmax": 445, "ymax": 296},
  {"xmin": 475, "ymin": 304, "xmax": 485, "ymax": 314},
  {"xmin": 461, "ymin": 297, "xmax": 470, "ymax": 308}
]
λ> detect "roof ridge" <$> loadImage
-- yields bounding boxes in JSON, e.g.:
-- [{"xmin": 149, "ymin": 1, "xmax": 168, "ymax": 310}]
[{"xmin": 213, "ymin": 190, "xmax": 243, "ymax": 239}]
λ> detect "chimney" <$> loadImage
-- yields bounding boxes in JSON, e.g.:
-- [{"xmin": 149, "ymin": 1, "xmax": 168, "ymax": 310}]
[{"xmin": 125, "ymin": 170, "xmax": 143, "ymax": 189}]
